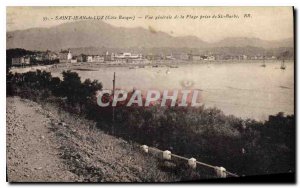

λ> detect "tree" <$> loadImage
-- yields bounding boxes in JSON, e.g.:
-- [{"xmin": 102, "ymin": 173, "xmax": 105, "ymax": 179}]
[
  {"xmin": 60, "ymin": 71, "xmax": 102, "ymax": 112},
  {"xmin": 61, "ymin": 71, "xmax": 82, "ymax": 104}
]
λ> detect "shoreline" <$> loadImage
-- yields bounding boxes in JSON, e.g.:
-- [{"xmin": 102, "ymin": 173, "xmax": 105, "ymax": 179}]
[
  {"xmin": 8, "ymin": 60, "xmax": 294, "ymax": 122},
  {"xmin": 10, "ymin": 59, "xmax": 294, "ymax": 73}
]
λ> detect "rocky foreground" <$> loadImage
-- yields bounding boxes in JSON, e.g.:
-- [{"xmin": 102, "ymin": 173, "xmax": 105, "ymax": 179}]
[{"xmin": 6, "ymin": 97, "xmax": 178, "ymax": 182}]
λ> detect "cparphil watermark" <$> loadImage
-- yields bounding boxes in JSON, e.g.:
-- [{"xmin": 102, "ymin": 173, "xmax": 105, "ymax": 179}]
[{"xmin": 97, "ymin": 89, "xmax": 202, "ymax": 107}]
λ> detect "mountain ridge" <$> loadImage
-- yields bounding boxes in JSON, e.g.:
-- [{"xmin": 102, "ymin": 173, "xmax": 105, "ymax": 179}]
[{"xmin": 7, "ymin": 20, "xmax": 293, "ymax": 51}]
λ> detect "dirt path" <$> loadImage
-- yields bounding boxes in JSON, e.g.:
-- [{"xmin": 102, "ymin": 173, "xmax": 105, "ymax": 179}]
[
  {"xmin": 6, "ymin": 97, "xmax": 79, "ymax": 182},
  {"xmin": 6, "ymin": 97, "xmax": 178, "ymax": 182}
]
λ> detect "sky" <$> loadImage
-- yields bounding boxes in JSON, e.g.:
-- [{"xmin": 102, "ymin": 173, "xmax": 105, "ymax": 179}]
[{"xmin": 6, "ymin": 6, "xmax": 293, "ymax": 42}]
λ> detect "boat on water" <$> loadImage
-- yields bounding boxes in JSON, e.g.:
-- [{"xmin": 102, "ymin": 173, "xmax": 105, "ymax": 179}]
[
  {"xmin": 261, "ymin": 57, "xmax": 266, "ymax": 67},
  {"xmin": 280, "ymin": 59, "xmax": 286, "ymax": 70}
]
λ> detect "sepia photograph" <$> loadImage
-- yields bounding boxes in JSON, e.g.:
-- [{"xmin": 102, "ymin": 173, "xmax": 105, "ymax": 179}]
[{"xmin": 6, "ymin": 6, "xmax": 295, "ymax": 183}]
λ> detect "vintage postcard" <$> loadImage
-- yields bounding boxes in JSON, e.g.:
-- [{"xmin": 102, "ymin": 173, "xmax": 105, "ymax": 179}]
[{"xmin": 6, "ymin": 6, "xmax": 295, "ymax": 183}]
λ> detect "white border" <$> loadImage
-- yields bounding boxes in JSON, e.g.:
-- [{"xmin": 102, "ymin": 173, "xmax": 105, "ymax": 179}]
[{"xmin": 1, "ymin": 1, "xmax": 298, "ymax": 188}]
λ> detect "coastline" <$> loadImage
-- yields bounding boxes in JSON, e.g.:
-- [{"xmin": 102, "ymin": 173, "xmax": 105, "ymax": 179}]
[
  {"xmin": 9, "ymin": 59, "xmax": 294, "ymax": 122},
  {"xmin": 10, "ymin": 59, "xmax": 293, "ymax": 74}
]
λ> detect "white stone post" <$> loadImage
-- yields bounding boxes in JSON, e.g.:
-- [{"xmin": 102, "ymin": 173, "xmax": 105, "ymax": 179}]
[
  {"xmin": 141, "ymin": 145, "xmax": 149, "ymax": 153},
  {"xmin": 188, "ymin": 158, "xmax": 197, "ymax": 169},
  {"xmin": 162, "ymin": 150, "xmax": 171, "ymax": 160},
  {"xmin": 215, "ymin": 166, "xmax": 227, "ymax": 178}
]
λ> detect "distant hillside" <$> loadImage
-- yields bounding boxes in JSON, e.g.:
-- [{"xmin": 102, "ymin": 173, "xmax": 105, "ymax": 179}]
[
  {"xmin": 215, "ymin": 37, "xmax": 293, "ymax": 49},
  {"xmin": 7, "ymin": 20, "xmax": 207, "ymax": 50},
  {"xmin": 7, "ymin": 20, "xmax": 293, "ymax": 51}
]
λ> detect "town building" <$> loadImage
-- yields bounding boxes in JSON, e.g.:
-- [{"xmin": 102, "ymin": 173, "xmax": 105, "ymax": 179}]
[
  {"xmin": 11, "ymin": 56, "xmax": 31, "ymax": 66},
  {"xmin": 242, "ymin": 55, "xmax": 248, "ymax": 60},
  {"xmin": 70, "ymin": 57, "xmax": 77, "ymax": 63},
  {"xmin": 77, "ymin": 54, "xmax": 87, "ymax": 62},
  {"xmin": 145, "ymin": 54, "xmax": 163, "ymax": 60},
  {"xmin": 114, "ymin": 52, "xmax": 142, "ymax": 60},
  {"xmin": 207, "ymin": 56, "xmax": 216, "ymax": 61},
  {"xmin": 45, "ymin": 51, "xmax": 59, "ymax": 61},
  {"xmin": 104, "ymin": 52, "xmax": 115, "ymax": 61},
  {"xmin": 188, "ymin": 54, "xmax": 202, "ymax": 61},
  {"xmin": 94, "ymin": 55, "xmax": 105, "ymax": 62},
  {"xmin": 180, "ymin": 53, "xmax": 189, "ymax": 60},
  {"xmin": 86, "ymin": 55, "xmax": 105, "ymax": 63},
  {"xmin": 59, "ymin": 49, "xmax": 72, "ymax": 63},
  {"xmin": 87, "ymin": 56, "xmax": 93, "ymax": 63}
]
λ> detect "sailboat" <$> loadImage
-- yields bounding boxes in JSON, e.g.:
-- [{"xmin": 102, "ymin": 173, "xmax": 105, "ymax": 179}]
[
  {"xmin": 280, "ymin": 51, "xmax": 288, "ymax": 70},
  {"xmin": 280, "ymin": 59, "xmax": 286, "ymax": 70},
  {"xmin": 261, "ymin": 57, "xmax": 266, "ymax": 67}
]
